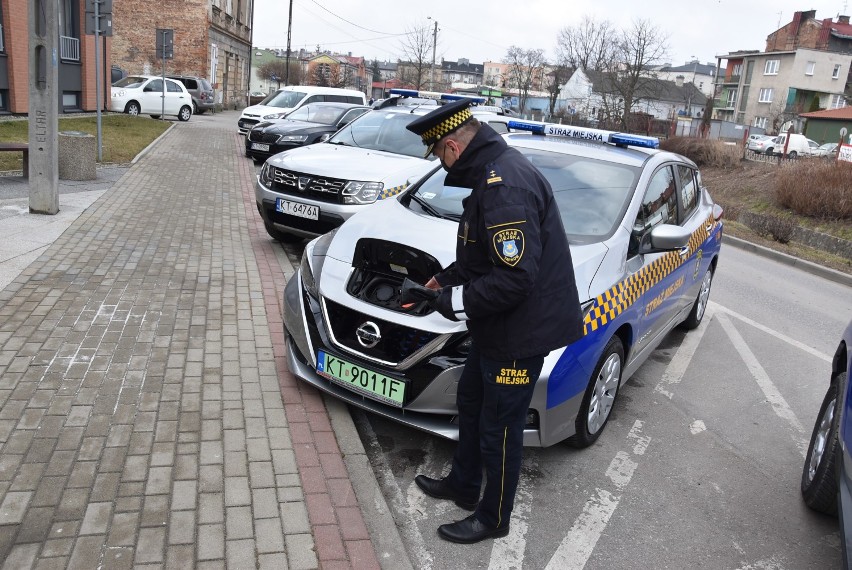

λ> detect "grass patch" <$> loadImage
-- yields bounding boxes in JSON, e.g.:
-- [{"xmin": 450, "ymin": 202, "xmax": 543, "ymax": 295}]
[
  {"xmin": 0, "ymin": 114, "xmax": 171, "ymax": 171},
  {"xmin": 660, "ymin": 137, "xmax": 741, "ymax": 168}
]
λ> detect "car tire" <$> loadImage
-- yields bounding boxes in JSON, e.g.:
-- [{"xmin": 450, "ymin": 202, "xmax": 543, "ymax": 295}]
[
  {"xmin": 178, "ymin": 106, "xmax": 192, "ymax": 122},
  {"xmin": 150, "ymin": 115, "xmax": 160, "ymax": 120},
  {"xmin": 765, "ymin": 147, "xmax": 774, "ymax": 156},
  {"xmin": 681, "ymin": 267, "xmax": 713, "ymax": 330},
  {"xmin": 193, "ymin": 102, "xmax": 199, "ymax": 114},
  {"xmin": 125, "ymin": 101, "xmax": 140, "ymax": 116},
  {"xmin": 801, "ymin": 373, "xmax": 844, "ymax": 515},
  {"xmin": 788, "ymin": 151, "xmax": 798, "ymax": 158},
  {"xmin": 263, "ymin": 222, "xmax": 303, "ymax": 243},
  {"xmin": 568, "ymin": 336, "xmax": 624, "ymax": 448}
]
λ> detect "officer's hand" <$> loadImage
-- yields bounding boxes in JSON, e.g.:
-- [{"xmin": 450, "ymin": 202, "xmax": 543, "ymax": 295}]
[
  {"xmin": 424, "ymin": 276, "xmax": 441, "ymax": 290},
  {"xmin": 429, "ymin": 288, "xmax": 459, "ymax": 321},
  {"xmin": 400, "ymin": 278, "xmax": 439, "ymax": 306}
]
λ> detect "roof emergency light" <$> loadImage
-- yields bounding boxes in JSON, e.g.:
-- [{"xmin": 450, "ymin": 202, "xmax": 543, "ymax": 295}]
[
  {"xmin": 507, "ymin": 120, "xmax": 659, "ymax": 149},
  {"xmin": 388, "ymin": 88, "xmax": 486, "ymax": 104}
]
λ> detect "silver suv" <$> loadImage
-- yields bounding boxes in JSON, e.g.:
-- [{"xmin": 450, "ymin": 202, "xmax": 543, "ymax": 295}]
[{"xmin": 167, "ymin": 75, "xmax": 215, "ymax": 114}]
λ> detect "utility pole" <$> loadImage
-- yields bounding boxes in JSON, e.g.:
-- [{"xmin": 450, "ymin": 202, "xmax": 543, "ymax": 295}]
[
  {"xmin": 28, "ymin": 0, "xmax": 60, "ymax": 215},
  {"xmin": 428, "ymin": 18, "xmax": 438, "ymax": 89},
  {"xmin": 285, "ymin": 0, "xmax": 293, "ymax": 86}
]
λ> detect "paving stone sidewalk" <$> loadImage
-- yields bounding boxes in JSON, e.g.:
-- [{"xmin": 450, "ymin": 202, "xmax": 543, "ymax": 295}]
[{"xmin": 0, "ymin": 117, "xmax": 389, "ymax": 569}]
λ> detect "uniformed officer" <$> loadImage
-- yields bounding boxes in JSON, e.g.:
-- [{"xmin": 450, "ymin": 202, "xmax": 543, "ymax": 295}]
[{"xmin": 405, "ymin": 99, "xmax": 584, "ymax": 543}]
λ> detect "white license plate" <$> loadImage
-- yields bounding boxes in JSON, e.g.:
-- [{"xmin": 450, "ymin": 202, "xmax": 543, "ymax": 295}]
[
  {"xmin": 275, "ymin": 198, "xmax": 319, "ymax": 220},
  {"xmin": 251, "ymin": 143, "xmax": 270, "ymax": 152}
]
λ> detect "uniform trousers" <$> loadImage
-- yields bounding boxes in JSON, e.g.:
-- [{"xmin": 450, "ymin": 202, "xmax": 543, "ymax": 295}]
[{"xmin": 445, "ymin": 343, "xmax": 544, "ymax": 529}]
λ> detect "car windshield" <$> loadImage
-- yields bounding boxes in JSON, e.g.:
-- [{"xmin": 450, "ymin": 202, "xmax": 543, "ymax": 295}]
[
  {"xmin": 113, "ymin": 76, "xmax": 146, "ymax": 89},
  {"xmin": 260, "ymin": 90, "xmax": 306, "ymax": 108},
  {"xmin": 285, "ymin": 104, "xmax": 346, "ymax": 125},
  {"xmin": 408, "ymin": 147, "xmax": 640, "ymax": 244},
  {"xmin": 819, "ymin": 143, "xmax": 837, "ymax": 150},
  {"xmin": 328, "ymin": 110, "xmax": 427, "ymax": 157}
]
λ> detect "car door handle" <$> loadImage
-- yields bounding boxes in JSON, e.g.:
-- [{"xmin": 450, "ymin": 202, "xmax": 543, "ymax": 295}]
[
  {"xmin": 705, "ymin": 223, "xmax": 713, "ymax": 232},
  {"xmin": 679, "ymin": 246, "xmax": 690, "ymax": 257}
]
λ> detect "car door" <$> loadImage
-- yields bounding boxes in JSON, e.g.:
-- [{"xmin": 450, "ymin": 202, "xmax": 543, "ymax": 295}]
[
  {"xmin": 630, "ymin": 164, "xmax": 687, "ymax": 351},
  {"xmin": 672, "ymin": 163, "xmax": 713, "ymax": 314},
  {"xmin": 337, "ymin": 107, "xmax": 368, "ymax": 129},
  {"xmin": 140, "ymin": 79, "xmax": 165, "ymax": 114},
  {"xmin": 164, "ymin": 79, "xmax": 187, "ymax": 115}
]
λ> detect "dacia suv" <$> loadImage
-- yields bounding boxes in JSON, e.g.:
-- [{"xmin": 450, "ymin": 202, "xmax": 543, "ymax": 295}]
[{"xmin": 167, "ymin": 75, "xmax": 215, "ymax": 114}]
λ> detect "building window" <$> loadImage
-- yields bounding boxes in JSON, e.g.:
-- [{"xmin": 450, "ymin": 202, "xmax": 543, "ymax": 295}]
[
  {"xmin": 0, "ymin": 2, "xmax": 5, "ymax": 53},
  {"xmin": 753, "ymin": 116, "xmax": 767, "ymax": 129},
  {"xmin": 805, "ymin": 61, "xmax": 815, "ymax": 76},
  {"xmin": 758, "ymin": 88, "xmax": 774, "ymax": 103},
  {"xmin": 764, "ymin": 60, "xmax": 779, "ymax": 75},
  {"xmin": 0, "ymin": 90, "xmax": 7, "ymax": 112},
  {"xmin": 62, "ymin": 92, "xmax": 80, "ymax": 110},
  {"xmin": 830, "ymin": 94, "xmax": 846, "ymax": 109},
  {"xmin": 833, "ymin": 64, "xmax": 841, "ymax": 79},
  {"xmin": 732, "ymin": 63, "xmax": 742, "ymax": 77}
]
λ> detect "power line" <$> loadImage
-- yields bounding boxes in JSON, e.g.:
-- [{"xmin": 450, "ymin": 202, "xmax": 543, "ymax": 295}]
[{"xmin": 306, "ymin": 0, "xmax": 396, "ymax": 35}]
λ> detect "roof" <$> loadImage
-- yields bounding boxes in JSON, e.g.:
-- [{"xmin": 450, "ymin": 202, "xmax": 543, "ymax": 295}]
[
  {"xmin": 660, "ymin": 62, "xmax": 717, "ymax": 76},
  {"xmin": 800, "ymin": 106, "xmax": 852, "ymax": 119},
  {"xmin": 441, "ymin": 60, "xmax": 484, "ymax": 74},
  {"xmin": 821, "ymin": 17, "xmax": 852, "ymax": 39},
  {"xmin": 584, "ymin": 70, "xmax": 707, "ymax": 106}
]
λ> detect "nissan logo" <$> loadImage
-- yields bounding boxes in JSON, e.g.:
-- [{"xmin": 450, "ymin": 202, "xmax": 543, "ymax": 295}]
[{"xmin": 355, "ymin": 321, "xmax": 381, "ymax": 348}]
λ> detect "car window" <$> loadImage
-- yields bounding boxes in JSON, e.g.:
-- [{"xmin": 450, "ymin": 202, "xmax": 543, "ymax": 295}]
[
  {"xmin": 344, "ymin": 96, "xmax": 364, "ymax": 104},
  {"xmin": 262, "ymin": 90, "xmax": 306, "ymax": 108},
  {"xmin": 330, "ymin": 111, "xmax": 426, "ymax": 158},
  {"xmin": 145, "ymin": 79, "xmax": 164, "ymax": 92},
  {"xmin": 114, "ymin": 76, "xmax": 146, "ymax": 89},
  {"xmin": 486, "ymin": 121, "xmax": 509, "ymax": 134},
  {"xmin": 184, "ymin": 79, "xmax": 198, "ymax": 90},
  {"xmin": 635, "ymin": 166, "xmax": 678, "ymax": 232},
  {"xmin": 409, "ymin": 147, "xmax": 640, "ymax": 243},
  {"xmin": 303, "ymin": 95, "xmax": 325, "ymax": 105},
  {"xmin": 286, "ymin": 104, "xmax": 342, "ymax": 125},
  {"xmin": 340, "ymin": 108, "xmax": 368, "ymax": 125},
  {"xmin": 165, "ymin": 79, "xmax": 183, "ymax": 93},
  {"xmin": 676, "ymin": 165, "xmax": 699, "ymax": 221}
]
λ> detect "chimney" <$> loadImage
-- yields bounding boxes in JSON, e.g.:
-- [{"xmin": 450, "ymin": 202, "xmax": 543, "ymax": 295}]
[
  {"xmin": 675, "ymin": 75, "xmax": 684, "ymax": 87},
  {"xmin": 839, "ymin": 15, "xmax": 850, "ymax": 24}
]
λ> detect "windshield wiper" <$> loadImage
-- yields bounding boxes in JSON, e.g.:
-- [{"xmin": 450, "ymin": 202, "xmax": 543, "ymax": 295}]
[{"xmin": 409, "ymin": 194, "xmax": 445, "ymax": 219}]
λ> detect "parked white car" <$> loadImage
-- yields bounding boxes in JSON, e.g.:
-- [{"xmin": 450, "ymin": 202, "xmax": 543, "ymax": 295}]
[{"xmin": 110, "ymin": 75, "xmax": 193, "ymax": 121}]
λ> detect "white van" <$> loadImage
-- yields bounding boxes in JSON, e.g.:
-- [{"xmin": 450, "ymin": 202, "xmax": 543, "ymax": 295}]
[
  {"xmin": 238, "ymin": 86, "xmax": 366, "ymax": 134},
  {"xmin": 766, "ymin": 133, "xmax": 814, "ymax": 157}
]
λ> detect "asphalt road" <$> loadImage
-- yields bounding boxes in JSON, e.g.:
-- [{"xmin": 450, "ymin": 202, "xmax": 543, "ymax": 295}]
[{"xmin": 355, "ymin": 242, "xmax": 852, "ymax": 569}]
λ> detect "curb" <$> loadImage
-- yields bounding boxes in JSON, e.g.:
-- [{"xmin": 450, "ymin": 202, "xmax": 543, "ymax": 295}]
[
  {"xmin": 131, "ymin": 122, "xmax": 176, "ymax": 164},
  {"xmin": 324, "ymin": 396, "xmax": 414, "ymax": 570},
  {"xmin": 724, "ymin": 234, "xmax": 852, "ymax": 287}
]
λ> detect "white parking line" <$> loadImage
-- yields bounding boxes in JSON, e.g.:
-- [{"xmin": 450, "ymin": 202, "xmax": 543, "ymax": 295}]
[
  {"xmin": 716, "ymin": 312, "xmax": 808, "ymax": 456},
  {"xmin": 655, "ymin": 305, "xmax": 716, "ymax": 399}
]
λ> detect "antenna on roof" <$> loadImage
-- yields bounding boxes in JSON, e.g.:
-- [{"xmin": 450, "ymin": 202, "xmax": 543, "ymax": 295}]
[{"xmin": 777, "ymin": 11, "xmax": 783, "ymax": 29}]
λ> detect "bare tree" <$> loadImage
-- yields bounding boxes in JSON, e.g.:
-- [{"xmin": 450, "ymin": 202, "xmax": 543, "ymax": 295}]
[
  {"xmin": 309, "ymin": 62, "xmax": 351, "ymax": 89},
  {"xmin": 607, "ymin": 19, "xmax": 669, "ymax": 127},
  {"xmin": 258, "ymin": 60, "xmax": 301, "ymax": 89},
  {"xmin": 556, "ymin": 15, "xmax": 616, "ymax": 72},
  {"xmin": 546, "ymin": 64, "xmax": 572, "ymax": 116},
  {"xmin": 504, "ymin": 46, "xmax": 546, "ymax": 115},
  {"xmin": 400, "ymin": 23, "xmax": 435, "ymax": 90}
]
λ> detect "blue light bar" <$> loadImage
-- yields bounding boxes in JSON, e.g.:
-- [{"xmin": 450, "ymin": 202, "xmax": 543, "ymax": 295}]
[
  {"xmin": 388, "ymin": 88, "xmax": 486, "ymax": 104},
  {"xmin": 507, "ymin": 120, "xmax": 659, "ymax": 149}
]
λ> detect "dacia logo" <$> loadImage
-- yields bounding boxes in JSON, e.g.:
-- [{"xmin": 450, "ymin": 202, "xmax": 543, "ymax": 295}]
[{"xmin": 298, "ymin": 176, "xmax": 311, "ymax": 191}]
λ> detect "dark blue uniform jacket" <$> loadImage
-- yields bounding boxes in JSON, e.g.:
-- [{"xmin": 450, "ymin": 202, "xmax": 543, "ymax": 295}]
[{"xmin": 435, "ymin": 125, "xmax": 584, "ymax": 360}]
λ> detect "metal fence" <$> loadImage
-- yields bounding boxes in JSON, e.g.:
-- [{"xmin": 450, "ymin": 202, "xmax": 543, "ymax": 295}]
[{"xmin": 60, "ymin": 35, "xmax": 79, "ymax": 62}]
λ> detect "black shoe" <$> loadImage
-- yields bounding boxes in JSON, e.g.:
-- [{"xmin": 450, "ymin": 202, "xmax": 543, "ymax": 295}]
[
  {"xmin": 414, "ymin": 474, "xmax": 478, "ymax": 511},
  {"xmin": 438, "ymin": 514, "xmax": 510, "ymax": 544}
]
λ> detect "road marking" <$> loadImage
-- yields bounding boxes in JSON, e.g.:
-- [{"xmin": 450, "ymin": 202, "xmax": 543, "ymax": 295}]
[
  {"xmin": 654, "ymin": 305, "xmax": 716, "ymax": 399},
  {"xmin": 709, "ymin": 301, "xmax": 831, "ymax": 363},
  {"xmin": 716, "ymin": 312, "xmax": 807, "ymax": 456},
  {"xmin": 544, "ymin": 421, "xmax": 647, "ymax": 570},
  {"xmin": 488, "ymin": 455, "xmax": 537, "ymax": 570}
]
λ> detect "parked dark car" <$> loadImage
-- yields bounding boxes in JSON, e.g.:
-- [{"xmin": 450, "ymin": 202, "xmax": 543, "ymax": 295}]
[
  {"xmin": 801, "ymin": 318, "xmax": 852, "ymax": 567},
  {"xmin": 167, "ymin": 75, "xmax": 215, "ymax": 114},
  {"xmin": 245, "ymin": 102, "xmax": 370, "ymax": 162}
]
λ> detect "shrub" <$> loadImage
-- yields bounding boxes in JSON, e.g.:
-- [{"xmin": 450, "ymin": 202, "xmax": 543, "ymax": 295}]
[
  {"xmin": 659, "ymin": 137, "xmax": 740, "ymax": 169},
  {"xmin": 748, "ymin": 214, "xmax": 796, "ymax": 243},
  {"xmin": 774, "ymin": 160, "xmax": 852, "ymax": 220}
]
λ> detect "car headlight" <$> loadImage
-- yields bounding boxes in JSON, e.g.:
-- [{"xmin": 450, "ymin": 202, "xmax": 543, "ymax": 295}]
[
  {"xmin": 342, "ymin": 181, "xmax": 383, "ymax": 205},
  {"xmin": 300, "ymin": 251, "xmax": 319, "ymax": 298},
  {"xmin": 259, "ymin": 162, "xmax": 274, "ymax": 186},
  {"xmin": 280, "ymin": 135, "xmax": 308, "ymax": 143},
  {"xmin": 263, "ymin": 112, "xmax": 288, "ymax": 120}
]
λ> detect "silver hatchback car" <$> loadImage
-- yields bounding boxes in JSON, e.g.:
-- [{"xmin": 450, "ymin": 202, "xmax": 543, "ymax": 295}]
[{"xmin": 283, "ymin": 122, "xmax": 724, "ymax": 447}]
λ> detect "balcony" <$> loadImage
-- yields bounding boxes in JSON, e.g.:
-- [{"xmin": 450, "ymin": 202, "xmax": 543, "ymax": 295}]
[
  {"xmin": 60, "ymin": 35, "xmax": 79, "ymax": 61},
  {"xmin": 717, "ymin": 74, "xmax": 741, "ymax": 85}
]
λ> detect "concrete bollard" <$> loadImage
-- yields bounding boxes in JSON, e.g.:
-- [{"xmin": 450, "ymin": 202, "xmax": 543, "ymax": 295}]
[{"xmin": 58, "ymin": 131, "xmax": 96, "ymax": 181}]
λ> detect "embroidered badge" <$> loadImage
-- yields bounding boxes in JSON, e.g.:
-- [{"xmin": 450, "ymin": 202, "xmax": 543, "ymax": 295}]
[
  {"xmin": 493, "ymin": 228, "xmax": 524, "ymax": 266},
  {"xmin": 486, "ymin": 168, "xmax": 503, "ymax": 185}
]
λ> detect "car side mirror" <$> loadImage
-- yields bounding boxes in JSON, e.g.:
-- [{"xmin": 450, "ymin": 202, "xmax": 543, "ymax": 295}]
[{"xmin": 636, "ymin": 224, "xmax": 691, "ymax": 255}]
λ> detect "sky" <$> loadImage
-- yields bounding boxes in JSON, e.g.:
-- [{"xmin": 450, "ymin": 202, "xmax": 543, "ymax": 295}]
[{"xmin": 252, "ymin": 0, "xmax": 851, "ymax": 69}]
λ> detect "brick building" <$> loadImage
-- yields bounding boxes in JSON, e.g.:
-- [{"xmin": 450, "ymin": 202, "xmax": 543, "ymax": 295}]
[
  {"xmin": 0, "ymin": 0, "xmax": 113, "ymax": 115},
  {"xmin": 111, "ymin": 0, "xmax": 254, "ymax": 110}
]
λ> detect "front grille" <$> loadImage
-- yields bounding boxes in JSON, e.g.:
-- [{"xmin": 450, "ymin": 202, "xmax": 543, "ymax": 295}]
[
  {"xmin": 269, "ymin": 167, "xmax": 347, "ymax": 204},
  {"xmin": 324, "ymin": 299, "xmax": 438, "ymax": 364},
  {"xmin": 248, "ymin": 130, "xmax": 279, "ymax": 144},
  {"xmin": 239, "ymin": 118, "xmax": 259, "ymax": 129}
]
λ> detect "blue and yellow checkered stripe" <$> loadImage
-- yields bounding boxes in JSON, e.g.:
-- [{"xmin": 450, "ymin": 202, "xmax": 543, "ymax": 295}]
[
  {"xmin": 379, "ymin": 182, "xmax": 409, "ymax": 200},
  {"xmin": 583, "ymin": 215, "xmax": 715, "ymax": 335}
]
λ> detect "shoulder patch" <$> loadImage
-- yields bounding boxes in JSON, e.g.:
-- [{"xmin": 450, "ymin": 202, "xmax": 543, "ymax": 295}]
[
  {"xmin": 493, "ymin": 228, "xmax": 524, "ymax": 266},
  {"xmin": 486, "ymin": 165, "xmax": 503, "ymax": 185}
]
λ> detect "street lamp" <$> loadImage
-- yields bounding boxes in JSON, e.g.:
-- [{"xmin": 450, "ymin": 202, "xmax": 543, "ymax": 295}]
[{"xmin": 427, "ymin": 16, "xmax": 438, "ymax": 89}]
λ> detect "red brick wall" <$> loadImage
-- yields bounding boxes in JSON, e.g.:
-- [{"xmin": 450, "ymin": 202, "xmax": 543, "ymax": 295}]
[
  {"xmin": 111, "ymin": 0, "xmax": 210, "ymax": 77},
  {"xmin": 766, "ymin": 18, "xmax": 824, "ymax": 52},
  {"xmin": 5, "ymin": 0, "xmax": 30, "ymax": 113}
]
